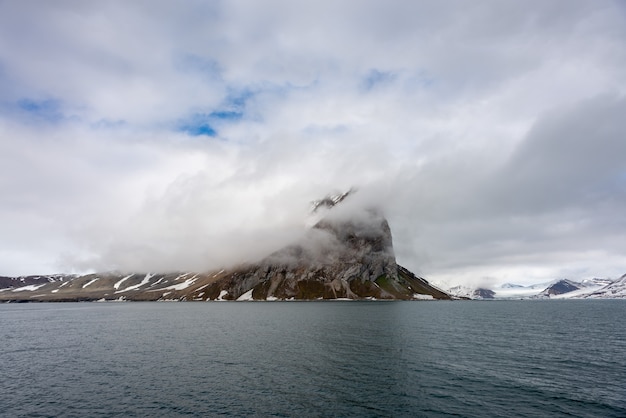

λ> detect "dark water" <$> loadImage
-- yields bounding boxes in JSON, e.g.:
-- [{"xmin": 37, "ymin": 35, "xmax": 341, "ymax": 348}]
[{"xmin": 1, "ymin": 301, "xmax": 625, "ymax": 417}]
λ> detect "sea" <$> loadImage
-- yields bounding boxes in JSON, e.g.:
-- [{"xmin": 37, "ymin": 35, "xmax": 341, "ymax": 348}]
[{"xmin": 1, "ymin": 300, "xmax": 625, "ymax": 417}]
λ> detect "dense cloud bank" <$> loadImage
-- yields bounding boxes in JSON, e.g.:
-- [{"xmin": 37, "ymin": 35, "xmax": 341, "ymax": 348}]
[{"xmin": 0, "ymin": 1, "xmax": 625, "ymax": 285}]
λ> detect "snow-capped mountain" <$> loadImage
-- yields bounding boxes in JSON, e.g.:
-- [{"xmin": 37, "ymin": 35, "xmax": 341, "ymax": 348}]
[
  {"xmin": 580, "ymin": 277, "xmax": 614, "ymax": 288},
  {"xmin": 581, "ymin": 273, "xmax": 626, "ymax": 299},
  {"xmin": 444, "ymin": 275, "xmax": 626, "ymax": 300},
  {"xmin": 500, "ymin": 283, "xmax": 525, "ymax": 289},
  {"xmin": 447, "ymin": 285, "xmax": 495, "ymax": 299}
]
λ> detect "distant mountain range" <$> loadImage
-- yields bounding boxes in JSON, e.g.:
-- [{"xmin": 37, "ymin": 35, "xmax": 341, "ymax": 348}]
[
  {"xmin": 0, "ymin": 191, "xmax": 450, "ymax": 302},
  {"xmin": 446, "ymin": 275, "xmax": 626, "ymax": 300}
]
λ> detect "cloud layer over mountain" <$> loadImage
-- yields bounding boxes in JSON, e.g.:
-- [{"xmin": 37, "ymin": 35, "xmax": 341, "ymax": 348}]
[{"xmin": 1, "ymin": 1, "xmax": 625, "ymax": 285}]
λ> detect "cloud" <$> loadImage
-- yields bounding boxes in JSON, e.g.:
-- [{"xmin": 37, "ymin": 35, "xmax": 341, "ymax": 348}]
[
  {"xmin": 0, "ymin": 1, "xmax": 625, "ymax": 285},
  {"xmin": 493, "ymin": 94, "xmax": 626, "ymax": 212},
  {"xmin": 389, "ymin": 94, "xmax": 626, "ymax": 285}
]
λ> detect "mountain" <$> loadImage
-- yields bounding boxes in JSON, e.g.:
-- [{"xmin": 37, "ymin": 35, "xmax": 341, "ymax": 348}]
[
  {"xmin": 500, "ymin": 283, "xmax": 525, "ymax": 289},
  {"xmin": 473, "ymin": 288, "xmax": 496, "ymax": 299},
  {"xmin": 0, "ymin": 192, "xmax": 451, "ymax": 302},
  {"xmin": 449, "ymin": 275, "xmax": 626, "ymax": 300},
  {"xmin": 580, "ymin": 277, "xmax": 614, "ymax": 288},
  {"xmin": 537, "ymin": 279, "xmax": 581, "ymax": 297},
  {"xmin": 0, "ymin": 275, "xmax": 71, "ymax": 291},
  {"xmin": 530, "ymin": 276, "xmax": 626, "ymax": 299},
  {"xmin": 581, "ymin": 273, "xmax": 626, "ymax": 299},
  {"xmin": 446, "ymin": 285, "xmax": 494, "ymax": 300}
]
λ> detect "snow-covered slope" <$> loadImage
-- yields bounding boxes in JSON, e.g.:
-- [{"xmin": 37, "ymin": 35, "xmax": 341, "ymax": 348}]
[
  {"xmin": 580, "ymin": 274, "xmax": 626, "ymax": 299},
  {"xmin": 444, "ymin": 275, "xmax": 626, "ymax": 300},
  {"xmin": 447, "ymin": 285, "xmax": 494, "ymax": 299}
]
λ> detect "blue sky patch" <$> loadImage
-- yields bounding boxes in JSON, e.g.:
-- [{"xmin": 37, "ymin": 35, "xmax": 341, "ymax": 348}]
[
  {"xmin": 16, "ymin": 98, "xmax": 64, "ymax": 123},
  {"xmin": 209, "ymin": 110, "xmax": 242, "ymax": 121},
  {"xmin": 179, "ymin": 119, "xmax": 217, "ymax": 137},
  {"xmin": 178, "ymin": 111, "xmax": 232, "ymax": 137},
  {"xmin": 178, "ymin": 110, "xmax": 242, "ymax": 136},
  {"xmin": 178, "ymin": 89, "xmax": 254, "ymax": 136}
]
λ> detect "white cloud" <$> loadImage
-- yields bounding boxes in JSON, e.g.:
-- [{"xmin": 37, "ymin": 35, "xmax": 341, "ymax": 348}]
[{"xmin": 0, "ymin": 0, "xmax": 625, "ymax": 285}]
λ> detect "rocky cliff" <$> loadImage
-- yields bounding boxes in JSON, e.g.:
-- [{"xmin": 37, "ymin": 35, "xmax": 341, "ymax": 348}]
[{"xmin": 0, "ymin": 192, "xmax": 450, "ymax": 302}]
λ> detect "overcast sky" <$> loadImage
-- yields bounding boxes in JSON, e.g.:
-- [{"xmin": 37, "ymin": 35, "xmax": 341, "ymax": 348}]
[{"xmin": 1, "ymin": 1, "xmax": 625, "ymax": 286}]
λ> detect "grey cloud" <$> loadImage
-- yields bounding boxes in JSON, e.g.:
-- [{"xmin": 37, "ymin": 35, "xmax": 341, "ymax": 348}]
[
  {"xmin": 473, "ymin": 94, "xmax": 626, "ymax": 221},
  {"xmin": 389, "ymin": 94, "xmax": 626, "ymax": 283}
]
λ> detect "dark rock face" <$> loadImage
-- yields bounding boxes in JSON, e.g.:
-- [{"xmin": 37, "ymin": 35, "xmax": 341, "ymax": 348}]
[
  {"xmin": 0, "ymin": 275, "xmax": 66, "ymax": 290},
  {"xmin": 472, "ymin": 288, "xmax": 495, "ymax": 299},
  {"xmin": 198, "ymin": 207, "xmax": 450, "ymax": 301},
  {"xmin": 542, "ymin": 279, "xmax": 581, "ymax": 296},
  {"xmin": 0, "ymin": 195, "xmax": 450, "ymax": 302}
]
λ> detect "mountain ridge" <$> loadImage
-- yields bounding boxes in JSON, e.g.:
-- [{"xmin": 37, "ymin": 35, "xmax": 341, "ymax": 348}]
[{"xmin": 445, "ymin": 275, "xmax": 626, "ymax": 300}]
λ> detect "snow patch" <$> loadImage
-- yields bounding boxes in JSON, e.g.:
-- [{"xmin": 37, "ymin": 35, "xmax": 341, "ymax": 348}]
[
  {"xmin": 12, "ymin": 284, "xmax": 47, "ymax": 292},
  {"xmin": 149, "ymin": 277, "xmax": 165, "ymax": 287},
  {"xmin": 194, "ymin": 284, "xmax": 209, "ymax": 292},
  {"xmin": 82, "ymin": 278, "xmax": 99, "ymax": 289},
  {"xmin": 216, "ymin": 290, "xmax": 229, "ymax": 301},
  {"xmin": 413, "ymin": 294, "xmax": 434, "ymax": 300},
  {"xmin": 173, "ymin": 273, "xmax": 192, "ymax": 281},
  {"xmin": 113, "ymin": 274, "xmax": 134, "ymax": 290},
  {"xmin": 159, "ymin": 274, "xmax": 198, "ymax": 291},
  {"xmin": 236, "ymin": 289, "xmax": 254, "ymax": 301},
  {"xmin": 117, "ymin": 273, "xmax": 154, "ymax": 293}
]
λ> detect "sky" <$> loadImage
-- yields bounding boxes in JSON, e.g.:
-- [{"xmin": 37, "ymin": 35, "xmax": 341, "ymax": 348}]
[{"xmin": 1, "ymin": 1, "xmax": 625, "ymax": 286}]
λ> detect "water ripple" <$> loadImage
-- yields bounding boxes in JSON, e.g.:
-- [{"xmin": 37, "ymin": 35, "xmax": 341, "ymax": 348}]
[{"xmin": 0, "ymin": 300, "xmax": 625, "ymax": 417}]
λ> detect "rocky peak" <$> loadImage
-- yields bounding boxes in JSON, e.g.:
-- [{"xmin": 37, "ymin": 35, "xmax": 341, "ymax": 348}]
[
  {"xmin": 195, "ymin": 192, "xmax": 451, "ymax": 301},
  {"xmin": 310, "ymin": 188, "xmax": 355, "ymax": 212},
  {"xmin": 540, "ymin": 279, "xmax": 581, "ymax": 297}
]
